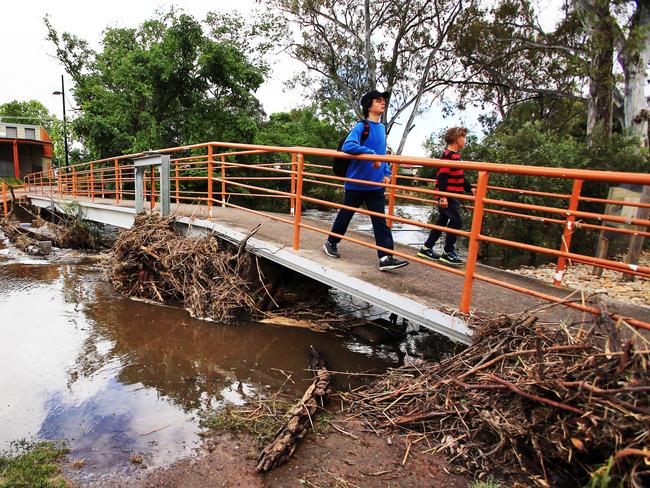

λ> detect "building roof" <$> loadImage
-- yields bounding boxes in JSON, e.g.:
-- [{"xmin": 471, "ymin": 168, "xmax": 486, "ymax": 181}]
[{"xmin": 0, "ymin": 121, "xmax": 43, "ymax": 130}]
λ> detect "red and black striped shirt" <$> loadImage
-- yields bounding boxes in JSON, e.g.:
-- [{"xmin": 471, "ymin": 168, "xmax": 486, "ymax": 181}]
[{"xmin": 436, "ymin": 149, "xmax": 472, "ymax": 195}]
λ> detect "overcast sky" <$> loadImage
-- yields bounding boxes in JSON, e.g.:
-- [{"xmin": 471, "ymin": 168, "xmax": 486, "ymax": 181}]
[{"xmin": 1, "ymin": 0, "xmax": 563, "ymax": 156}]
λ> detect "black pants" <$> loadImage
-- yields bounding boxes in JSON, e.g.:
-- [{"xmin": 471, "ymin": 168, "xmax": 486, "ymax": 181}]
[
  {"xmin": 327, "ymin": 189, "xmax": 394, "ymax": 258},
  {"xmin": 424, "ymin": 197, "xmax": 462, "ymax": 253}
]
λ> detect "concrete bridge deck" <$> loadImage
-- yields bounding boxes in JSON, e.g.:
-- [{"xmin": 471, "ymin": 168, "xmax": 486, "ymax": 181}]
[{"xmin": 28, "ymin": 194, "xmax": 650, "ymax": 343}]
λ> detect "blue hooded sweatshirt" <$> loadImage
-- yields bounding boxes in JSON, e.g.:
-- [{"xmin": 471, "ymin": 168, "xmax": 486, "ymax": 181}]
[{"xmin": 341, "ymin": 120, "xmax": 391, "ymax": 191}]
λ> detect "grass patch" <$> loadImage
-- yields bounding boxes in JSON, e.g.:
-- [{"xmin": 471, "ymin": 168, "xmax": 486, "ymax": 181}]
[
  {"xmin": 471, "ymin": 481, "xmax": 503, "ymax": 488},
  {"xmin": 200, "ymin": 405, "xmax": 288, "ymax": 449},
  {"xmin": 584, "ymin": 456, "xmax": 622, "ymax": 488},
  {"xmin": 0, "ymin": 440, "xmax": 69, "ymax": 488},
  {"xmin": 201, "ymin": 391, "xmax": 335, "ymax": 451}
]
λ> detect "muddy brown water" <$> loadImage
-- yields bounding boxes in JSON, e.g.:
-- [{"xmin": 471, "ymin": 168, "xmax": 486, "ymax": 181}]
[{"xmin": 0, "ymin": 236, "xmax": 406, "ymax": 483}]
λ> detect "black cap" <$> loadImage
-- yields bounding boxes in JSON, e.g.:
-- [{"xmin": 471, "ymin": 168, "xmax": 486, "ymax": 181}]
[{"xmin": 360, "ymin": 90, "xmax": 390, "ymax": 112}]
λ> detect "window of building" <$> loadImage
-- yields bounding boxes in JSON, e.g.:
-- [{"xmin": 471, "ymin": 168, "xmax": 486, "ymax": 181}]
[
  {"xmin": 25, "ymin": 128, "xmax": 36, "ymax": 139},
  {"xmin": 6, "ymin": 126, "xmax": 17, "ymax": 138}
]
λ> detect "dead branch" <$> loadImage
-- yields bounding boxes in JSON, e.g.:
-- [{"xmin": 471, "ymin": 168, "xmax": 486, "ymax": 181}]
[
  {"xmin": 256, "ymin": 346, "xmax": 332, "ymax": 472},
  {"xmin": 341, "ymin": 312, "xmax": 650, "ymax": 486}
]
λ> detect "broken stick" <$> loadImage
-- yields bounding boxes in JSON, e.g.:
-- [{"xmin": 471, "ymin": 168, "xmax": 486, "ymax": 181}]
[{"xmin": 256, "ymin": 346, "xmax": 332, "ymax": 472}]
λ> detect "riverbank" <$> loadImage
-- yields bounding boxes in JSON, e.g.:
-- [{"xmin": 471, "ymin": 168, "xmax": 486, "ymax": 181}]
[
  {"xmin": 0, "ymin": 441, "xmax": 68, "ymax": 487},
  {"xmin": 0, "ymin": 417, "xmax": 472, "ymax": 487},
  {"xmin": 115, "ymin": 416, "xmax": 469, "ymax": 488},
  {"xmin": 2, "ymin": 221, "xmax": 466, "ymax": 486}
]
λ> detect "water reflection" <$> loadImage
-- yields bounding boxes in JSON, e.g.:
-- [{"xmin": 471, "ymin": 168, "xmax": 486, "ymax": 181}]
[{"xmin": 0, "ymin": 259, "xmax": 397, "ymax": 480}]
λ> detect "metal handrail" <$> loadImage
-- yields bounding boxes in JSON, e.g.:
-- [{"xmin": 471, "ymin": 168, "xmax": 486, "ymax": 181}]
[{"xmin": 19, "ymin": 141, "xmax": 650, "ymax": 331}]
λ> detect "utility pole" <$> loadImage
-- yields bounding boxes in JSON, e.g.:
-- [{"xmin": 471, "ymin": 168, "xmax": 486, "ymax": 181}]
[{"xmin": 52, "ymin": 74, "xmax": 69, "ymax": 167}]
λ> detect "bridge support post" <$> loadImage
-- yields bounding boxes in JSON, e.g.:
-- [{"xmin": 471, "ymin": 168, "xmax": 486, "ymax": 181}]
[
  {"xmin": 134, "ymin": 153, "xmax": 170, "ymax": 217},
  {"xmin": 135, "ymin": 167, "xmax": 145, "ymax": 214},
  {"xmin": 160, "ymin": 156, "xmax": 170, "ymax": 217},
  {"xmin": 460, "ymin": 171, "xmax": 489, "ymax": 314}
]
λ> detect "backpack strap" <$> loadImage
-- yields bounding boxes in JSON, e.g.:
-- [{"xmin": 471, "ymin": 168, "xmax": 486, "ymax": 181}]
[{"xmin": 360, "ymin": 119, "xmax": 371, "ymax": 144}]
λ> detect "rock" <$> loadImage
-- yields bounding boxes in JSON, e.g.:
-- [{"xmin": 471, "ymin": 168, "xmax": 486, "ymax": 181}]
[
  {"xmin": 37, "ymin": 240, "xmax": 52, "ymax": 255},
  {"xmin": 26, "ymin": 245, "xmax": 44, "ymax": 256}
]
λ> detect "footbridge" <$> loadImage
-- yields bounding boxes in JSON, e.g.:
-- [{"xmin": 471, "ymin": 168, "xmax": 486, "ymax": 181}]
[{"xmin": 10, "ymin": 142, "xmax": 650, "ymax": 343}]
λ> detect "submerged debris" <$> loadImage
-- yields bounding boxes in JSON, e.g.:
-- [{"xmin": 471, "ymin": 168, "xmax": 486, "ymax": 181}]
[
  {"xmin": 0, "ymin": 220, "xmax": 41, "ymax": 254},
  {"xmin": 0, "ymin": 201, "xmax": 102, "ymax": 252},
  {"xmin": 343, "ymin": 312, "xmax": 650, "ymax": 487}
]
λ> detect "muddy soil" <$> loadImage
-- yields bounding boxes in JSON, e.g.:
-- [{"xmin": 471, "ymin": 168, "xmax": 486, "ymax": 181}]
[{"xmin": 94, "ymin": 416, "xmax": 468, "ymax": 488}]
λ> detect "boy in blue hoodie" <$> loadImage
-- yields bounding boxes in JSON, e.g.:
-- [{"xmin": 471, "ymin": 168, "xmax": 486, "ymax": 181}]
[{"xmin": 322, "ymin": 90, "xmax": 408, "ymax": 271}]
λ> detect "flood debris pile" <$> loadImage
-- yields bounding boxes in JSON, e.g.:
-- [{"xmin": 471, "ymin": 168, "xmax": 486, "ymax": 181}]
[
  {"xmin": 52, "ymin": 202, "xmax": 102, "ymax": 249},
  {"xmin": 343, "ymin": 312, "xmax": 650, "ymax": 487},
  {"xmin": 0, "ymin": 201, "xmax": 102, "ymax": 253},
  {"xmin": 106, "ymin": 214, "xmax": 261, "ymax": 322},
  {"xmin": 105, "ymin": 214, "xmax": 329, "ymax": 323},
  {"xmin": 0, "ymin": 219, "xmax": 41, "ymax": 253}
]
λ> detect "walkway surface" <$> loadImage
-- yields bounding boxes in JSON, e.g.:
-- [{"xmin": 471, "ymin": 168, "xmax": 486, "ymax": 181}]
[{"xmin": 28, "ymin": 194, "xmax": 650, "ymax": 333}]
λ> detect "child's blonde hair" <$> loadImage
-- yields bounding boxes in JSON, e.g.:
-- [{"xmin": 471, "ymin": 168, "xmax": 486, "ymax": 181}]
[{"xmin": 444, "ymin": 127, "xmax": 468, "ymax": 144}]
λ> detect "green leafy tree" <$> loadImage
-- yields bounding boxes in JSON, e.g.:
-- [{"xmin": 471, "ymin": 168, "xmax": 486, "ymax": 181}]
[
  {"xmin": 255, "ymin": 107, "xmax": 343, "ymax": 149},
  {"xmin": 451, "ymin": 0, "xmax": 649, "ymax": 148},
  {"xmin": 44, "ymin": 10, "xmax": 267, "ymax": 159},
  {"xmin": 233, "ymin": 106, "xmax": 345, "ymax": 211},
  {"xmin": 449, "ymin": 1, "xmax": 588, "ymax": 127},
  {"xmin": 0, "ymin": 100, "xmax": 54, "ymax": 127}
]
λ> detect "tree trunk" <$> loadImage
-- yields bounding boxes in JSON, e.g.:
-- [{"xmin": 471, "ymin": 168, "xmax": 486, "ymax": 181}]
[
  {"xmin": 618, "ymin": 0, "xmax": 650, "ymax": 148},
  {"xmin": 578, "ymin": 0, "xmax": 616, "ymax": 141},
  {"xmin": 396, "ymin": 50, "xmax": 436, "ymax": 155},
  {"xmin": 364, "ymin": 0, "xmax": 376, "ymax": 90}
]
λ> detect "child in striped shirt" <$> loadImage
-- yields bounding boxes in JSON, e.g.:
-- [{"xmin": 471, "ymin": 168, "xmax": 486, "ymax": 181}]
[{"xmin": 417, "ymin": 127, "xmax": 475, "ymax": 265}]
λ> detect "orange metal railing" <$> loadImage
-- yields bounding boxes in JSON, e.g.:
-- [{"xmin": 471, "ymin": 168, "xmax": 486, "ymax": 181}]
[{"xmin": 21, "ymin": 141, "xmax": 650, "ymax": 331}]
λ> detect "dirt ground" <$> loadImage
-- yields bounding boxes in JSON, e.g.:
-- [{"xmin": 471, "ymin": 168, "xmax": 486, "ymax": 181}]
[
  {"xmin": 94, "ymin": 417, "xmax": 469, "ymax": 488},
  {"xmin": 515, "ymin": 251, "xmax": 649, "ymax": 306}
]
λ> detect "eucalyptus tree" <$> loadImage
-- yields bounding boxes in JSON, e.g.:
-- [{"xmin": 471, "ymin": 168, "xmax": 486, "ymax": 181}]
[
  {"xmin": 614, "ymin": 0, "xmax": 650, "ymax": 148},
  {"xmin": 452, "ymin": 0, "xmax": 649, "ymax": 147},
  {"xmin": 577, "ymin": 0, "xmax": 650, "ymax": 147},
  {"xmin": 265, "ymin": 0, "xmax": 467, "ymax": 154},
  {"xmin": 449, "ymin": 2, "xmax": 589, "ymax": 129},
  {"xmin": 44, "ymin": 11, "xmax": 267, "ymax": 159}
]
